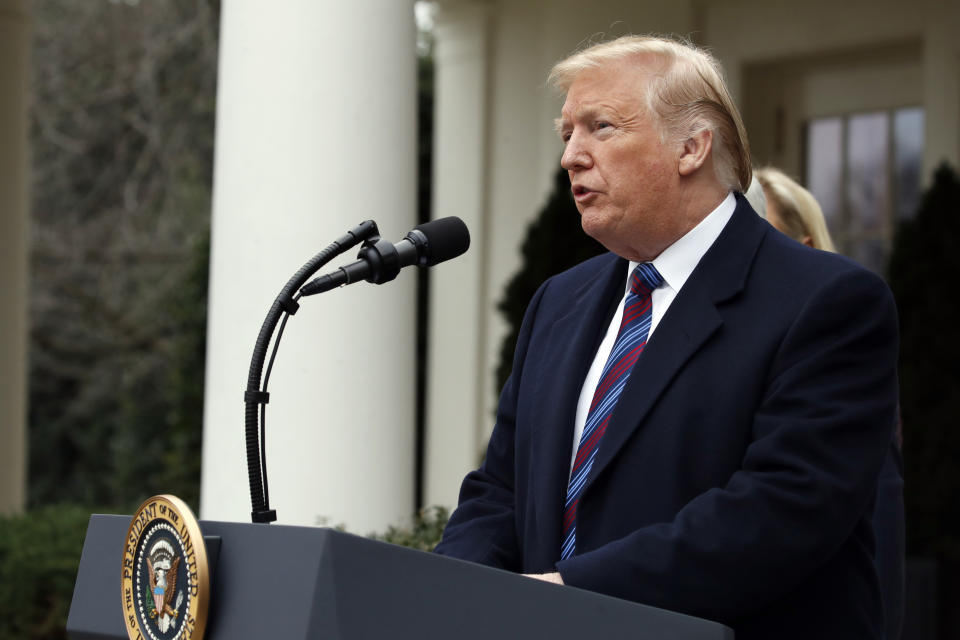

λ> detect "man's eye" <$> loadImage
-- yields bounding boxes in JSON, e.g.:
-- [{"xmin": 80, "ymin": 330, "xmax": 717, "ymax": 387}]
[
  {"xmin": 561, "ymin": 132, "xmax": 572, "ymax": 143},
  {"xmin": 595, "ymin": 121, "xmax": 611, "ymax": 130}
]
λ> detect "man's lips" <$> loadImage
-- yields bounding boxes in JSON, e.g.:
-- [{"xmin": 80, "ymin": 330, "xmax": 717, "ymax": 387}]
[{"xmin": 572, "ymin": 185, "xmax": 600, "ymax": 202}]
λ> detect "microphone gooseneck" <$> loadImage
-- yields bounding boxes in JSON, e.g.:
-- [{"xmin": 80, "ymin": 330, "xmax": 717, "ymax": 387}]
[
  {"xmin": 244, "ymin": 220, "xmax": 380, "ymax": 524},
  {"xmin": 243, "ymin": 217, "xmax": 470, "ymax": 524}
]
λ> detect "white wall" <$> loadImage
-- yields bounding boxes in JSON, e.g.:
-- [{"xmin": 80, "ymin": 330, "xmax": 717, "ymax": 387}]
[
  {"xmin": 921, "ymin": 1, "xmax": 960, "ymax": 177},
  {"xmin": 202, "ymin": 0, "xmax": 418, "ymax": 533},
  {"xmin": 0, "ymin": 0, "xmax": 30, "ymax": 516},
  {"xmin": 742, "ymin": 41, "xmax": 923, "ymax": 176},
  {"xmin": 703, "ymin": 0, "xmax": 959, "ymax": 180}
]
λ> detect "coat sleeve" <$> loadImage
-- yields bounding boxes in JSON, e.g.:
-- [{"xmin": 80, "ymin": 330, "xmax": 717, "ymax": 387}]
[
  {"xmin": 432, "ymin": 278, "xmax": 550, "ymax": 570},
  {"xmin": 556, "ymin": 267, "xmax": 899, "ymax": 623}
]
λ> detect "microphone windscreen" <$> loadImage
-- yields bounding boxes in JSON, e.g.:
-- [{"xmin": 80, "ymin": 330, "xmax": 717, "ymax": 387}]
[{"xmin": 414, "ymin": 216, "xmax": 471, "ymax": 266}]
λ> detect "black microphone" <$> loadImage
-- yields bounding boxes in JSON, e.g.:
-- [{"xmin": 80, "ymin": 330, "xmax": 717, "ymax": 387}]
[{"xmin": 300, "ymin": 216, "xmax": 470, "ymax": 296}]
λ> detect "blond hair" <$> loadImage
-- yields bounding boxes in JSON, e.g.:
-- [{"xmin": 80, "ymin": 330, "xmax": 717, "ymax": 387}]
[
  {"xmin": 548, "ymin": 35, "xmax": 752, "ymax": 192},
  {"xmin": 755, "ymin": 167, "xmax": 836, "ymax": 252}
]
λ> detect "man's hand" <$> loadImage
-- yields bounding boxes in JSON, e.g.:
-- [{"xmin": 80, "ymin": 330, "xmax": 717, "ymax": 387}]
[{"xmin": 524, "ymin": 572, "xmax": 564, "ymax": 585}]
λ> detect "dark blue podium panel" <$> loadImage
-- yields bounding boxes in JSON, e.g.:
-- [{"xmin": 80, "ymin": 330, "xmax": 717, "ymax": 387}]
[{"xmin": 68, "ymin": 514, "xmax": 734, "ymax": 639}]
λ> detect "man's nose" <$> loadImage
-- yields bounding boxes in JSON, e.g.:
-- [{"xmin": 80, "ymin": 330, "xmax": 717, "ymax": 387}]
[{"xmin": 561, "ymin": 132, "xmax": 593, "ymax": 171}]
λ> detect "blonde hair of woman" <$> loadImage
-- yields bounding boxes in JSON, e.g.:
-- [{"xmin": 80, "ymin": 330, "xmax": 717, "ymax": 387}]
[{"xmin": 755, "ymin": 167, "xmax": 836, "ymax": 252}]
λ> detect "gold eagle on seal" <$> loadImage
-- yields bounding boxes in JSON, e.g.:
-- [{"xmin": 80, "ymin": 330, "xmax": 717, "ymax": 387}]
[{"xmin": 146, "ymin": 539, "xmax": 182, "ymax": 627}]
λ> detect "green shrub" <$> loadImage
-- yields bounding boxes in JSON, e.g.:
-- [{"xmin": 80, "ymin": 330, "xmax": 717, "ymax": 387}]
[
  {"xmin": 495, "ymin": 166, "xmax": 605, "ymax": 396},
  {"xmin": 0, "ymin": 505, "xmax": 92, "ymax": 640},
  {"xmin": 889, "ymin": 163, "xmax": 960, "ymax": 562},
  {"xmin": 888, "ymin": 163, "xmax": 960, "ymax": 635},
  {"xmin": 370, "ymin": 506, "xmax": 450, "ymax": 552}
]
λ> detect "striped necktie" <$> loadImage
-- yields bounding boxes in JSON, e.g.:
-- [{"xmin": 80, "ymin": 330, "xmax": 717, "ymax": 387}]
[{"xmin": 560, "ymin": 262, "xmax": 664, "ymax": 561}]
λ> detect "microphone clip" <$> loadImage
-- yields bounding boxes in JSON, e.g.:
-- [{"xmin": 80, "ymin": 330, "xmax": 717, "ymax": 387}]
[{"xmin": 354, "ymin": 235, "xmax": 404, "ymax": 285}]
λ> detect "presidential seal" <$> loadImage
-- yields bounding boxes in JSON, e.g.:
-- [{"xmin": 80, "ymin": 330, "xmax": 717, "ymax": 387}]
[{"xmin": 121, "ymin": 495, "xmax": 210, "ymax": 640}]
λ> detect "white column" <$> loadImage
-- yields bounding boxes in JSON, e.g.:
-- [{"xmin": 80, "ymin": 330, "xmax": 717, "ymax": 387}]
[
  {"xmin": 202, "ymin": 0, "xmax": 417, "ymax": 534},
  {"xmin": 0, "ymin": 0, "xmax": 29, "ymax": 516},
  {"xmin": 424, "ymin": 0, "xmax": 494, "ymax": 509}
]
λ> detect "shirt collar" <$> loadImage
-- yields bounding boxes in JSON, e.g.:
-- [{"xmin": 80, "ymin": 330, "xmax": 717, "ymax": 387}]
[{"xmin": 628, "ymin": 191, "xmax": 736, "ymax": 294}]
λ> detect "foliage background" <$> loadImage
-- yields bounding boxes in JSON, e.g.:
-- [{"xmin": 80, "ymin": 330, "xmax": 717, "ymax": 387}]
[
  {"xmin": 494, "ymin": 167, "xmax": 605, "ymax": 394},
  {"xmin": 0, "ymin": 507, "xmax": 90, "ymax": 640},
  {"xmin": 28, "ymin": 0, "xmax": 219, "ymax": 512},
  {"xmin": 9, "ymin": 2, "xmax": 219, "ymax": 633}
]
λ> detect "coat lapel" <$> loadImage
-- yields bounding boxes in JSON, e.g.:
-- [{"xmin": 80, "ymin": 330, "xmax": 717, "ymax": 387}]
[{"xmin": 585, "ymin": 196, "xmax": 768, "ymax": 492}]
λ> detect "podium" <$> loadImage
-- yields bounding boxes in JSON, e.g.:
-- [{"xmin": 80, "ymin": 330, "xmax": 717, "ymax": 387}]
[{"xmin": 67, "ymin": 514, "xmax": 734, "ymax": 639}]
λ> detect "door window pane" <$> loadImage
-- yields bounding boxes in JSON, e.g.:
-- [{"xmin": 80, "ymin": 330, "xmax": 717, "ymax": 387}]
[
  {"xmin": 894, "ymin": 107, "xmax": 924, "ymax": 221},
  {"xmin": 846, "ymin": 112, "xmax": 889, "ymax": 234},
  {"xmin": 804, "ymin": 107, "xmax": 923, "ymax": 276}
]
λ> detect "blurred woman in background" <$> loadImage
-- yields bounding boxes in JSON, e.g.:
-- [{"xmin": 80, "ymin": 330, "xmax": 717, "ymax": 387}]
[{"xmin": 755, "ymin": 166, "xmax": 836, "ymax": 251}]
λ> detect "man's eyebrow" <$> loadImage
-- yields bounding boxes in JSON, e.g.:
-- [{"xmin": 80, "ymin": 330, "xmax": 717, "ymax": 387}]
[{"xmin": 555, "ymin": 106, "xmax": 609, "ymax": 135}]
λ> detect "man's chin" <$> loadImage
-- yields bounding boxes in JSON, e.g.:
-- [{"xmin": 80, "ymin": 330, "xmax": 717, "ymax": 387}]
[
  {"xmin": 579, "ymin": 211, "xmax": 602, "ymax": 234},
  {"xmin": 581, "ymin": 215, "xmax": 615, "ymax": 249}
]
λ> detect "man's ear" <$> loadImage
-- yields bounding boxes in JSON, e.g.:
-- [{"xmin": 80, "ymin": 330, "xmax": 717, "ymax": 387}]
[{"xmin": 678, "ymin": 127, "xmax": 713, "ymax": 176}]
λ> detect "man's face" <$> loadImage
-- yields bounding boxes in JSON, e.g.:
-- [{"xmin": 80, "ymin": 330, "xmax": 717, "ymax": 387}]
[{"xmin": 558, "ymin": 58, "xmax": 683, "ymax": 262}]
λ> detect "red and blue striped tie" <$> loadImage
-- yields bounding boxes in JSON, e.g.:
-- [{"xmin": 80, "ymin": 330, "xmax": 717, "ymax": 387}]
[{"xmin": 560, "ymin": 262, "xmax": 664, "ymax": 560}]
